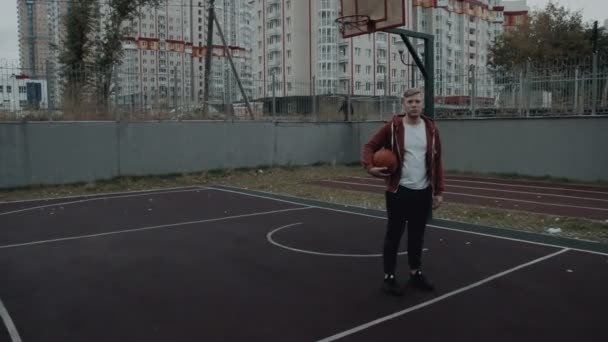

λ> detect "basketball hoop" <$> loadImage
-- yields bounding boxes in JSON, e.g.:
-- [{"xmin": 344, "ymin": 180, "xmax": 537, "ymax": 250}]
[{"xmin": 335, "ymin": 15, "xmax": 374, "ymax": 36}]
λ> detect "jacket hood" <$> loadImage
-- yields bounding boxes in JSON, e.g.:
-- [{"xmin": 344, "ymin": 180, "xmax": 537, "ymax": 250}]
[{"xmin": 391, "ymin": 114, "xmax": 434, "ymax": 125}]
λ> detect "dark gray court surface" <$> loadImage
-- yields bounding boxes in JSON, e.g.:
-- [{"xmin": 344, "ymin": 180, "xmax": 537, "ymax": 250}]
[{"xmin": 0, "ymin": 186, "xmax": 606, "ymax": 342}]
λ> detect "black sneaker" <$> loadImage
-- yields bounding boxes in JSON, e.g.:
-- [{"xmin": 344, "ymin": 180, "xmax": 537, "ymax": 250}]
[
  {"xmin": 408, "ymin": 271, "xmax": 435, "ymax": 292},
  {"xmin": 382, "ymin": 277, "xmax": 404, "ymax": 296}
]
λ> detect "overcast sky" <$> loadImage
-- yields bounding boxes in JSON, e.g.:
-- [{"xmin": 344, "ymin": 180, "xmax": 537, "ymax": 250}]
[{"xmin": 0, "ymin": 0, "xmax": 606, "ymax": 63}]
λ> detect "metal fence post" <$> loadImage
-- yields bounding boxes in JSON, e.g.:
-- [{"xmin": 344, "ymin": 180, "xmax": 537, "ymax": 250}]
[
  {"xmin": 272, "ymin": 73, "xmax": 276, "ymax": 120},
  {"xmin": 347, "ymin": 80, "xmax": 352, "ymax": 122},
  {"xmin": 469, "ymin": 65, "xmax": 476, "ymax": 118},
  {"xmin": 592, "ymin": 53, "xmax": 598, "ymax": 115},
  {"xmin": 574, "ymin": 66, "xmax": 579, "ymax": 113},
  {"xmin": 312, "ymin": 75, "xmax": 317, "ymax": 121}
]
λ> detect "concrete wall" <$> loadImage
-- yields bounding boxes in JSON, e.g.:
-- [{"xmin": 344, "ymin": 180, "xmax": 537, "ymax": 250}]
[
  {"xmin": 436, "ymin": 118, "xmax": 608, "ymax": 182},
  {"xmin": 0, "ymin": 122, "xmax": 119, "ymax": 188},
  {"xmin": 0, "ymin": 121, "xmax": 358, "ymax": 188},
  {"xmin": 357, "ymin": 117, "xmax": 608, "ymax": 182},
  {"xmin": 1, "ymin": 117, "xmax": 606, "ymax": 188}
]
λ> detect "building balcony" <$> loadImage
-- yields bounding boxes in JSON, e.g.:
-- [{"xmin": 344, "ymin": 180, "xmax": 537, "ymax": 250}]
[
  {"xmin": 339, "ymin": 71, "xmax": 350, "ymax": 79},
  {"xmin": 267, "ymin": 26, "xmax": 282, "ymax": 37},
  {"xmin": 267, "ymin": 43, "xmax": 282, "ymax": 53},
  {"xmin": 268, "ymin": 58, "xmax": 281, "ymax": 67},
  {"xmin": 267, "ymin": 10, "xmax": 281, "ymax": 20}
]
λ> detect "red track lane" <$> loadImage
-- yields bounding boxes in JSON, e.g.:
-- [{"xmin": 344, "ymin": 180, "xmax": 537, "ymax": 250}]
[
  {"xmin": 446, "ymin": 175, "xmax": 608, "ymax": 193},
  {"xmin": 308, "ymin": 176, "xmax": 608, "ymax": 221}
]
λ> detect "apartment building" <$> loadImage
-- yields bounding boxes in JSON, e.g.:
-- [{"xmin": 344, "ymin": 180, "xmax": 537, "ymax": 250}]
[
  {"xmin": 18, "ymin": 0, "xmax": 50, "ymax": 76},
  {"xmin": 17, "ymin": 0, "xmax": 66, "ymax": 107},
  {"xmin": 503, "ymin": 0, "xmax": 530, "ymax": 33},
  {"xmin": 113, "ymin": 0, "xmax": 254, "ymax": 109},
  {"xmin": 112, "ymin": 0, "xmax": 193, "ymax": 108},
  {"xmin": 253, "ymin": 0, "xmax": 414, "ymax": 98},
  {"xmin": 411, "ymin": 0, "xmax": 505, "ymax": 100}
]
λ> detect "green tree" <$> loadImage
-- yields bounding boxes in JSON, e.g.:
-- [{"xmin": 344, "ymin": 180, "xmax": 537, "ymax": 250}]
[
  {"xmin": 59, "ymin": 0, "xmax": 161, "ymax": 113},
  {"xmin": 489, "ymin": 2, "xmax": 603, "ymax": 70},
  {"xmin": 58, "ymin": 0, "xmax": 97, "ymax": 108}
]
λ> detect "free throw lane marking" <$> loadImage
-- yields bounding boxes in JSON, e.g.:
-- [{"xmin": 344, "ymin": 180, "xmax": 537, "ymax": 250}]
[
  {"xmin": 0, "ymin": 188, "xmax": 212, "ymax": 216},
  {"xmin": 0, "ymin": 207, "xmax": 313, "ymax": 250},
  {"xmin": 0, "ymin": 186, "xmax": 201, "ymax": 205}
]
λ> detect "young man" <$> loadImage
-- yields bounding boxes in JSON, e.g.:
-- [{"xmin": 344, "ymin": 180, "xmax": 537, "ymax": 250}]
[{"xmin": 362, "ymin": 88, "xmax": 445, "ymax": 296}]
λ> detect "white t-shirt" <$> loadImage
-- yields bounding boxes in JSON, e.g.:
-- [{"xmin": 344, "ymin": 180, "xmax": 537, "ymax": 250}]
[{"xmin": 399, "ymin": 119, "xmax": 430, "ymax": 189}]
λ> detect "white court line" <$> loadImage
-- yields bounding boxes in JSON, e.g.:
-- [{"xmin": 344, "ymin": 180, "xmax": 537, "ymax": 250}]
[
  {"xmin": 209, "ymin": 187, "xmax": 608, "ymax": 257},
  {"xmin": 0, "ymin": 185, "xmax": 200, "ymax": 204},
  {"xmin": 0, "ymin": 297, "xmax": 22, "ymax": 342},
  {"xmin": 0, "ymin": 206, "xmax": 312, "ymax": 250},
  {"xmin": 447, "ymin": 177, "xmax": 608, "ymax": 193},
  {"xmin": 267, "ymin": 222, "xmax": 425, "ymax": 257},
  {"xmin": 349, "ymin": 176, "xmax": 608, "ymax": 196},
  {"xmin": 316, "ymin": 248, "xmax": 571, "ymax": 342},
  {"xmin": 0, "ymin": 188, "xmax": 211, "ymax": 216},
  {"xmin": 320, "ymin": 180, "xmax": 608, "ymax": 212}
]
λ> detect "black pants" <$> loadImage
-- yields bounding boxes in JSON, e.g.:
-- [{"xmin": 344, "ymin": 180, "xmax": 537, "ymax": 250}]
[{"xmin": 383, "ymin": 185, "xmax": 432, "ymax": 274}]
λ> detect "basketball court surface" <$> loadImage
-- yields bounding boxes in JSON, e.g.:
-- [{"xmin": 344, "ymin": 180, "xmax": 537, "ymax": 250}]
[
  {"xmin": 1, "ymin": 1, "xmax": 605, "ymax": 341},
  {"xmin": 1, "ymin": 186, "xmax": 606, "ymax": 341}
]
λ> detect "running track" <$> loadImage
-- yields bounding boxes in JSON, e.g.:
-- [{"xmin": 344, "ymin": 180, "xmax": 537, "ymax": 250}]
[{"xmin": 307, "ymin": 175, "xmax": 608, "ymax": 221}]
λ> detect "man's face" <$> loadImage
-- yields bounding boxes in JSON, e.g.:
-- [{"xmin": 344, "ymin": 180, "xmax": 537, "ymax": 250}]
[{"xmin": 403, "ymin": 93, "xmax": 423, "ymax": 117}]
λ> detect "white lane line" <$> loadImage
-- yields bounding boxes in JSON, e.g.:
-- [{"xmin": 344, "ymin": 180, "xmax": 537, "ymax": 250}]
[
  {"xmin": 446, "ymin": 184, "xmax": 608, "ymax": 202},
  {"xmin": 0, "ymin": 207, "xmax": 312, "ymax": 250},
  {"xmin": 319, "ymin": 180, "xmax": 608, "ymax": 212},
  {"xmin": 0, "ymin": 186, "xmax": 201, "ymax": 204},
  {"xmin": 0, "ymin": 297, "xmax": 22, "ymax": 342},
  {"xmin": 267, "ymin": 222, "xmax": 425, "ymax": 257},
  {"xmin": 0, "ymin": 188, "xmax": 211, "ymax": 216},
  {"xmin": 316, "ymin": 248, "xmax": 571, "ymax": 342},
  {"xmin": 209, "ymin": 187, "xmax": 608, "ymax": 257},
  {"xmin": 347, "ymin": 176, "xmax": 608, "ymax": 196}
]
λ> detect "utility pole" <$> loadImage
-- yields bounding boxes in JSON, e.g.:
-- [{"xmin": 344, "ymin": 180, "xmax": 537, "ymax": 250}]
[
  {"xmin": 213, "ymin": 15, "xmax": 254, "ymax": 119},
  {"xmin": 202, "ymin": 0, "xmax": 215, "ymax": 117}
]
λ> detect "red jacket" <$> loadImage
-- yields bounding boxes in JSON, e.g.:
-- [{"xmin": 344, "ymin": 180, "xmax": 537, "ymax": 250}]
[{"xmin": 362, "ymin": 114, "xmax": 445, "ymax": 195}]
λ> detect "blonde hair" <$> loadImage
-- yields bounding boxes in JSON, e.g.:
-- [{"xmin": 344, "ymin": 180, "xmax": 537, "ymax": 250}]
[{"xmin": 403, "ymin": 88, "xmax": 422, "ymax": 98}]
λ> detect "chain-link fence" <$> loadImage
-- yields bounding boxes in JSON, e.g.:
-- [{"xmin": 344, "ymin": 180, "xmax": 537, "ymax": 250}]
[
  {"xmin": 1, "ymin": 56, "xmax": 607, "ymax": 121},
  {"xmin": 435, "ymin": 55, "xmax": 608, "ymax": 118}
]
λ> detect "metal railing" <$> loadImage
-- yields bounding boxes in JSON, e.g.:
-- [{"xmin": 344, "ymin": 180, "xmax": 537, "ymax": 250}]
[{"xmin": 1, "ymin": 55, "xmax": 606, "ymax": 122}]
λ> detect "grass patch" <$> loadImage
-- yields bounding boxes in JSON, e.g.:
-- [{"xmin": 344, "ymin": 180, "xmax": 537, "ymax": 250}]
[{"xmin": 1, "ymin": 165, "xmax": 606, "ymax": 243}]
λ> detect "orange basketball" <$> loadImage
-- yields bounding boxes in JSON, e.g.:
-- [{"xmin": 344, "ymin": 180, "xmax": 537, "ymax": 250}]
[{"xmin": 373, "ymin": 148, "xmax": 398, "ymax": 173}]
